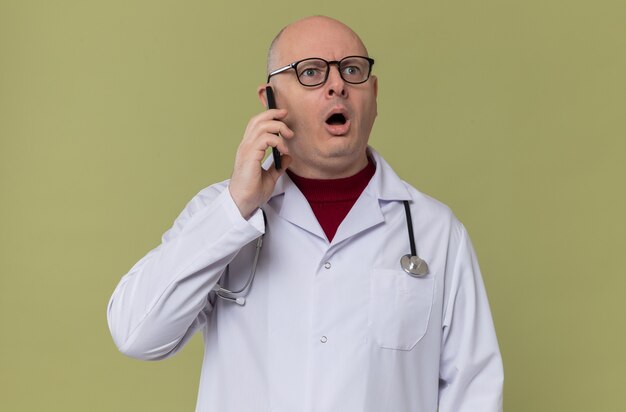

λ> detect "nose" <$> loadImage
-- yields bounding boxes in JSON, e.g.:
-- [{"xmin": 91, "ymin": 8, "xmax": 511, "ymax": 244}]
[{"xmin": 325, "ymin": 64, "xmax": 347, "ymax": 98}]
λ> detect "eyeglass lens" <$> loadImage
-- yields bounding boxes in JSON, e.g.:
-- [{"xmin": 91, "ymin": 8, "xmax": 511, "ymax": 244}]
[{"xmin": 296, "ymin": 57, "xmax": 371, "ymax": 86}]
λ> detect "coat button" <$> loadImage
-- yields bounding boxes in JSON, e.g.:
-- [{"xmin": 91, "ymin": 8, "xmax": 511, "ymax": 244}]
[
  {"xmin": 324, "ymin": 262, "xmax": 331, "ymax": 269},
  {"xmin": 320, "ymin": 336, "xmax": 328, "ymax": 343}
]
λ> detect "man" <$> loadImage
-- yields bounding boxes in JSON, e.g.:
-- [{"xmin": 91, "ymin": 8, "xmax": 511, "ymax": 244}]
[{"xmin": 108, "ymin": 16, "xmax": 503, "ymax": 412}]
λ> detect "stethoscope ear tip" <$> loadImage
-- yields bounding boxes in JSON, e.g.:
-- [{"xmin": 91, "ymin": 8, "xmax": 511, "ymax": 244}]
[{"xmin": 401, "ymin": 254, "xmax": 429, "ymax": 277}]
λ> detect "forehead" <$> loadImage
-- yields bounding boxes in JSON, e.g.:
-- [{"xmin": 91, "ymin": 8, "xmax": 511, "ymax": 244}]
[{"xmin": 274, "ymin": 18, "xmax": 368, "ymax": 66}]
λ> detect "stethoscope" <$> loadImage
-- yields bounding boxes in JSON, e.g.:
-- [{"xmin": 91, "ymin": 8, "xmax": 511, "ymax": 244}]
[{"xmin": 214, "ymin": 200, "xmax": 429, "ymax": 306}]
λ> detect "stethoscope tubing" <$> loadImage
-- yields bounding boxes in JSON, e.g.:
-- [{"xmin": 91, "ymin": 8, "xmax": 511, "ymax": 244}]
[{"xmin": 403, "ymin": 200, "xmax": 417, "ymax": 257}]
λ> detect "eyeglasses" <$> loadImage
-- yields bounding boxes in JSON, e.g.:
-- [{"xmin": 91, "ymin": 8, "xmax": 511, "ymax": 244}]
[{"xmin": 267, "ymin": 56, "xmax": 375, "ymax": 87}]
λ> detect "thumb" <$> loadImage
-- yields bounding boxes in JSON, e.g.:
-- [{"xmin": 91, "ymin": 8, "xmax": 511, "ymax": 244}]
[{"xmin": 268, "ymin": 154, "xmax": 293, "ymax": 183}]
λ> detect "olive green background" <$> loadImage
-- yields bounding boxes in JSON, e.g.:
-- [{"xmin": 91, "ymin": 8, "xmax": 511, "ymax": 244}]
[{"xmin": 1, "ymin": 0, "xmax": 624, "ymax": 410}]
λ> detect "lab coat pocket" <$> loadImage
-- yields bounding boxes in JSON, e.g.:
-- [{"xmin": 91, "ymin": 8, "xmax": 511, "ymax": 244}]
[{"xmin": 369, "ymin": 269, "xmax": 435, "ymax": 350}]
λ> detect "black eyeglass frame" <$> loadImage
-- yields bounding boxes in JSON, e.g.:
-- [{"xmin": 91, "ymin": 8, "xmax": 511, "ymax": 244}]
[{"xmin": 266, "ymin": 55, "xmax": 375, "ymax": 87}]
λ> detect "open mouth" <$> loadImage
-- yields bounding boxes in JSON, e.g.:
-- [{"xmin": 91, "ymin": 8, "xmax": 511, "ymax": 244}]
[
  {"xmin": 325, "ymin": 113, "xmax": 347, "ymax": 126},
  {"xmin": 324, "ymin": 108, "xmax": 351, "ymax": 135}
]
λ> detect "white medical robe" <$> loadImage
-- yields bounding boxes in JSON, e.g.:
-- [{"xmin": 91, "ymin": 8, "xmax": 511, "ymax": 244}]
[{"xmin": 107, "ymin": 148, "xmax": 504, "ymax": 411}]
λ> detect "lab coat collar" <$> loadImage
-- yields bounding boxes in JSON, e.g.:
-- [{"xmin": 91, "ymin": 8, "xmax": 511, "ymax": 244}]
[
  {"xmin": 361, "ymin": 147, "xmax": 412, "ymax": 202},
  {"xmin": 263, "ymin": 147, "xmax": 412, "ymax": 243}
]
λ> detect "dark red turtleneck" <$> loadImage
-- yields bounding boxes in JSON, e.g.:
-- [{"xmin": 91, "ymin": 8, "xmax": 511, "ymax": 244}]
[{"xmin": 286, "ymin": 159, "xmax": 376, "ymax": 242}]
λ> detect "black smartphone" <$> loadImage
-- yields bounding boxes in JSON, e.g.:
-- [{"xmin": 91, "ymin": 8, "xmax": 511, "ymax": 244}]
[{"xmin": 265, "ymin": 86, "xmax": 281, "ymax": 170}]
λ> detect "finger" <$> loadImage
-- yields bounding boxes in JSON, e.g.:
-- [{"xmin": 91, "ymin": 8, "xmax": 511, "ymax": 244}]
[
  {"xmin": 263, "ymin": 133, "xmax": 290, "ymax": 156},
  {"xmin": 242, "ymin": 117, "xmax": 293, "ymax": 149},
  {"xmin": 268, "ymin": 108, "xmax": 288, "ymax": 120},
  {"xmin": 240, "ymin": 132, "xmax": 290, "ymax": 162},
  {"xmin": 267, "ymin": 154, "xmax": 293, "ymax": 182},
  {"xmin": 248, "ymin": 132, "xmax": 289, "ymax": 153},
  {"xmin": 251, "ymin": 108, "xmax": 288, "ymax": 124},
  {"xmin": 259, "ymin": 120, "xmax": 294, "ymax": 139}
]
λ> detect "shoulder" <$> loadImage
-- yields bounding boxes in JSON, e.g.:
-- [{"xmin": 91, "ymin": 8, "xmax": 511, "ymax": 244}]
[
  {"xmin": 402, "ymin": 181, "xmax": 457, "ymax": 223},
  {"xmin": 371, "ymin": 147, "xmax": 464, "ymax": 236},
  {"xmin": 183, "ymin": 179, "xmax": 231, "ymax": 215},
  {"xmin": 399, "ymin": 180, "xmax": 468, "ymax": 245},
  {"xmin": 161, "ymin": 179, "xmax": 231, "ymax": 241}
]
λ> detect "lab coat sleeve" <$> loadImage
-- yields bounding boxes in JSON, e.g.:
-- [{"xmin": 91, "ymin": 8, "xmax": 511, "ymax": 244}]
[
  {"xmin": 107, "ymin": 184, "xmax": 264, "ymax": 360},
  {"xmin": 438, "ymin": 223, "xmax": 504, "ymax": 411}
]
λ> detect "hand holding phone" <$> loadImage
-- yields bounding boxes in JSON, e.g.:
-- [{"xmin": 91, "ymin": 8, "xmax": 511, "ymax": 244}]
[
  {"xmin": 229, "ymin": 88, "xmax": 293, "ymax": 219},
  {"xmin": 265, "ymin": 86, "xmax": 282, "ymax": 170}
]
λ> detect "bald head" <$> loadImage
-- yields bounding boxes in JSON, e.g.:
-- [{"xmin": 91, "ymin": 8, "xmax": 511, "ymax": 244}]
[{"xmin": 267, "ymin": 16, "xmax": 369, "ymax": 74}]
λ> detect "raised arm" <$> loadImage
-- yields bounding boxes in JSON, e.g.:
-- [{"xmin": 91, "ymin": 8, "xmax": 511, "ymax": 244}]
[
  {"xmin": 107, "ymin": 108, "xmax": 294, "ymax": 360},
  {"xmin": 107, "ymin": 186, "xmax": 264, "ymax": 360}
]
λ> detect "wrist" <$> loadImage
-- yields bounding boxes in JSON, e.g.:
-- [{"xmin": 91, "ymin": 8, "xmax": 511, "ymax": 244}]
[{"xmin": 228, "ymin": 185, "xmax": 256, "ymax": 220}]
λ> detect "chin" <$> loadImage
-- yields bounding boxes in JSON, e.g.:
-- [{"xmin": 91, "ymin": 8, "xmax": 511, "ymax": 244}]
[
  {"xmin": 319, "ymin": 143, "xmax": 369, "ymax": 170},
  {"xmin": 328, "ymin": 135, "xmax": 367, "ymax": 156}
]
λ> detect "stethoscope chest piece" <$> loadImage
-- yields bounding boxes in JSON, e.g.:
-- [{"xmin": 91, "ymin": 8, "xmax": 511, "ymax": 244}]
[{"xmin": 401, "ymin": 254, "xmax": 429, "ymax": 277}]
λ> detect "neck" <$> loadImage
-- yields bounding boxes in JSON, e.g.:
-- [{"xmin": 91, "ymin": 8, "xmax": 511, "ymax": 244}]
[
  {"xmin": 286, "ymin": 157, "xmax": 376, "ymax": 241},
  {"xmin": 287, "ymin": 151, "xmax": 369, "ymax": 179}
]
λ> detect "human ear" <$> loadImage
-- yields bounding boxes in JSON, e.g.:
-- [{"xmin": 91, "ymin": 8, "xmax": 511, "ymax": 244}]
[{"xmin": 257, "ymin": 84, "xmax": 269, "ymax": 107}]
